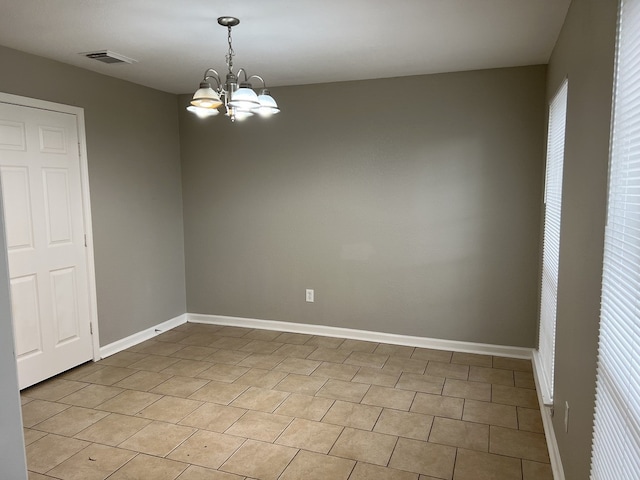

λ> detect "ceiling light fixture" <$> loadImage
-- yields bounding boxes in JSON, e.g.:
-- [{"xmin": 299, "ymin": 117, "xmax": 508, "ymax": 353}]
[{"xmin": 188, "ymin": 16, "xmax": 280, "ymax": 122}]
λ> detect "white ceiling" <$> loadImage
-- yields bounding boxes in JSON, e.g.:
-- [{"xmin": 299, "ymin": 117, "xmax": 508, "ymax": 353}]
[{"xmin": 0, "ymin": 0, "xmax": 571, "ymax": 95}]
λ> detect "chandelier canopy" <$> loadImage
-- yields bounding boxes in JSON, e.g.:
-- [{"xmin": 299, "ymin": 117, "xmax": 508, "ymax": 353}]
[{"xmin": 188, "ymin": 16, "xmax": 280, "ymax": 122}]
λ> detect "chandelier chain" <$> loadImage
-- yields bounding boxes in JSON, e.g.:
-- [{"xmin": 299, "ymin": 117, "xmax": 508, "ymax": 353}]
[{"xmin": 225, "ymin": 26, "xmax": 235, "ymax": 73}]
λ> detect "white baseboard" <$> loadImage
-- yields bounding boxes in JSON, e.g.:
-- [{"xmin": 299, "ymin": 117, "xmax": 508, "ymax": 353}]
[
  {"xmin": 531, "ymin": 353, "xmax": 565, "ymax": 480},
  {"xmin": 187, "ymin": 313, "xmax": 534, "ymax": 359},
  {"xmin": 99, "ymin": 313, "xmax": 188, "ymax": 359},
  {"xmin": 99, "ymin": 310, "xmax": 534, "ymax": 361}
]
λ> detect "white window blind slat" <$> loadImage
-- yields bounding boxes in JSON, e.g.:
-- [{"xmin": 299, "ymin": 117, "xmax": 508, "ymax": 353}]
[
  {"xmin": 591, "ymin": 0, "xmax": 640, "ymax": 477},
  {"xmin": 537, "ymin": 79, "xmax": 568, "ymax": 405}
]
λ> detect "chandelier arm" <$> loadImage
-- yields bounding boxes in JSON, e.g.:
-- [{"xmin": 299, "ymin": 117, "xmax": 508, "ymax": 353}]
[
  {"xmin": 203, "ymin": 68, "xmax": 220, "ymax": 79},
  {"xmin": 235, "ymin": 68, "xmax": 250, "ymax": 82},
  {"xmin": 202, "ymin": 69, "xmax": 222, "ymax": 87},
  {"xmin": 247, "ymin": 75, "xmax": 267, "ymax": 88},
  {"xmin": 204, "ymin": 76, "xmax": 221, "ymax": 90}
]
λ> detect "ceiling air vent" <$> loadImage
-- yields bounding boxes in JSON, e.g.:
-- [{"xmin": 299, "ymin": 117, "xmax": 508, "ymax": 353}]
[{"xmin": 81, "ymin": 50, "xmax": 137, "ymax": 65}]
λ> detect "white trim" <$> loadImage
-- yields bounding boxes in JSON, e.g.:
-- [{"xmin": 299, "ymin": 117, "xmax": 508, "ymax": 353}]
[
  {"xmin": 0, "ymin": 92, "xmax": 82, "ymax": 115},
  {"xmin": 538, "ymin": 78, "xmax": 569, "ymax": 406},
  {"xmin": 76, "ymin": 109, "xmax": 101, "ymax": 361},
  {"xmin": 99, "ymin": 314, "xmax": 187, "ymax": 359},
  {"xmin": 0, "ymin": 92, "xmax": 101, "ymax": 362},
  {"xmin": 533, "ymin": 349, "xmax": 553, "ymax": 406},
  {"xmin": 532, "ymin": 353, "xmax": 565, "ymax": 480},
  {"xmin": 187, "ymin": 313, "xmax": 534, "ymax": 359}
]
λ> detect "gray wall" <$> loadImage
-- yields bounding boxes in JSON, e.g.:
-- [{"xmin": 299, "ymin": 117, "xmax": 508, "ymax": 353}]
[
  {"xmin": 545, "ymin": 0, "xmax": 617, "ymax": 478},
  {"xmin": 180, "ymin": 66, "xmax": 546, "ymax": 347},
  {"xmin": 0, "ymin": 187, "xmax": 28, "ymax": 478},
  {"xmin": 0, "ymin": 45, "xmax": 187, "ymax": 346}
]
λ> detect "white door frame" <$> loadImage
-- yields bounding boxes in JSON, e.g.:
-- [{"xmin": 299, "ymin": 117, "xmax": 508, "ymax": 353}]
[{"xmin": 0, "ymin": 92, "xmax": 100, "ymax": 362}]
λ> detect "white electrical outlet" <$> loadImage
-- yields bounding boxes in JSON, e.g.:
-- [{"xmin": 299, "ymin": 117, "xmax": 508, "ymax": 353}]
[
  {"xmin": 305, "ymin": 289, "xmax": 314, "ymax": 302},
  {"xmin": 564, "ymin": 401, "xmax": 570, "ymax": 432}
]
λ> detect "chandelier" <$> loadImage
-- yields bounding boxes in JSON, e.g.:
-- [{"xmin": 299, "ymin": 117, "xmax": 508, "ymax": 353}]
[{"xmin": 187, "ymin": 16, "xmax": 280, "ymax": 122}]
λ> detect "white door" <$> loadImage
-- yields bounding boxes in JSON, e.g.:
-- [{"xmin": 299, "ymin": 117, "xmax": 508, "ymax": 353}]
[{"xmin": 0, "ymin": 101, "xmax": 95, "ymax": 389}]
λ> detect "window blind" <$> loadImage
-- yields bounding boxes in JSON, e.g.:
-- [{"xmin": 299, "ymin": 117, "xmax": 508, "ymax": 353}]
[
  {"xmin": 538, "ymin": 79, "xmax": 568, "ymax": 405},
  {"xmin": 591, "ymin": 0, "xmax": 640, "ymax": 478}
]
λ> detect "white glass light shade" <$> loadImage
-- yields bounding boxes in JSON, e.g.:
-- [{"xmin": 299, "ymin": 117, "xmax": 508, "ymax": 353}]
[
  {"xmin": 253, "ymin": 92, "xmax": 280, "ymax": 117},
  {"xmin": 187, "ymin": 105, "xmax": 219, "ymax": 118},
  {"xmin": 234, "ymin": 109, "xmax": 254, "ymax": 120},
  {"xmin": 191, "ymin": 84, "xmax": 222, "ymax": 109},
  {"xmin": 226, "ymin": 106, "xmax": 254, "ymax": 121},
  {"xmin": 229, "ymin": 86, "xmax": 260, "ymax": 110}
]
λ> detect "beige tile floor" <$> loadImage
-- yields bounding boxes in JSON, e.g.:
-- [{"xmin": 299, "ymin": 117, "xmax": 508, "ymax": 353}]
[{"xmin": 21, "ymin": 323, "xmax": 553, "ymax": 480}]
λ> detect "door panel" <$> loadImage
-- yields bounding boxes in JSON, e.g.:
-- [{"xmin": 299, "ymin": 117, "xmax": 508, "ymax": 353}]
[
  {"xmin": 0, "ymin": 119, "xmax": 26, "ymax": 150},
  {"xmin": 50, "ymin": 266, "xmax": 80, "ymax": 343},
  {"xmin": 10, "ymin": 274, "xmax": 42, "ymax": 357},
  {"xmin": 39, "ymin": 125, "xmax": 67, "ymax": 154},
  {"xmin": 0, "ymin": 102, "xmax": 94, "ymax": 388},
  {"xmin": 0, "ymin": 166, "xmax": 33, "ymax": 249},
  {"xmin": 43, "ymin": 168, "xmax": 73, "ymax": 245}
]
